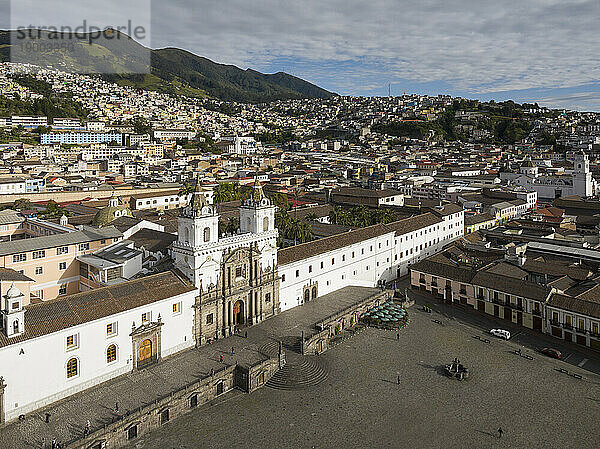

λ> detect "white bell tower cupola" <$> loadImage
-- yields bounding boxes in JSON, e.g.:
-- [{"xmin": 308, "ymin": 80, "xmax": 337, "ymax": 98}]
[
  {"xmin": 177, "ymin": 179, "xmax": 219, "ymax": 248},
  {"xmin": 240, "ymin": 179, "xmax": 276, "ymax": 235},
  {"xmin": 573, "ymin": 151, "xmax": 592, "ymax": 197},
  {"xmin": 2, "ymin": 284, "xmax": 25, "ymax": 338}
]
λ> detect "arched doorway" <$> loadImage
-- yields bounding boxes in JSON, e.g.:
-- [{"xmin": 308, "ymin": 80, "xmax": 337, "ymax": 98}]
[
  {"xmin": 233, "ymin": 300, "xmax": 244, "ymax": 325},
  {"xmin": 139, "ymin": 339, "xmax": 152, "ymax": 363},
  {"xmin": 311, "ymin": 286, "xmax": 317, "ymax": 300},
  {"xmin": 304, "ymin": 289, "xmax": 310, "ymax": 303}
]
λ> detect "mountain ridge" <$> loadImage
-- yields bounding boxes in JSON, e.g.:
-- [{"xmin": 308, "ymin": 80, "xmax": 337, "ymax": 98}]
[{"xmin": 0, "ymin": 30, "xmax": 334, "ymax": 103}]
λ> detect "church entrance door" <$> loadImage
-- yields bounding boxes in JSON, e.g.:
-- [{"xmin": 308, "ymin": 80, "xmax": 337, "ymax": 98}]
[
  {"xmin": 139, "ymin": 339, "xmax": 152, "ymax": 364},
  {"xmin": 233, "ymin": 300, "xmax": 244, "ymax": 325}
]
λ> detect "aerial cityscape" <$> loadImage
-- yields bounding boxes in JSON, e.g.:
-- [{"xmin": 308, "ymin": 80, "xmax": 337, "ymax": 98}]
[{"xmin": 0, "ymin": 1, "xmax": 599, "ymax": 448}]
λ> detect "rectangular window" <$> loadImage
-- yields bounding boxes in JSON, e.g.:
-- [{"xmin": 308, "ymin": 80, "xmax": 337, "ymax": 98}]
[
  {"xmin": 331, "ymin": 258, "xmax": 335, "ymax": 265},
  {"xmin": 352, "ymin": 251, "xmax": 355, "ymax": 258},
  {"xmin": 35, "ymin": 267, "xmax": 43, "ymax": 275},
  {"xmin": 173, "ymin": 302, "xmax": 182, "ymax": 315},
  {"xmin": 32, "ymin": 250, "xmax": 45, "ymax": 259},
  {"xmin": 79, "ymin": 243, "xmax": 90, "ymax": 251},
  {"xmin": 66, "ymin": 334, "xmax": 79, "ymax": 350},
  {"xmin": 295, "ymin": 270, "xmax": 299, "ymax": 278},
  {"xmin": 59, "ymin": 262, "xmax": 67, "ymax": 270},
  {"xmin": 265, "ymin": 293, "xmax": 271, "ymax": 303},
  {"xmin": 281, "ymin": 274, "xmax": 285, "ymax": 282},
  {"xmin": 12, "ymin": 253, "xmax": 26, "ymax": 263},
  {"xmin": 106, "ymin": 322, "xmax": 118, "ymax": 336},
  {"xmin": 59, "ymin": 284, "xmax": 67, "ymax": 295},
  {"xmin": 309, "ymin": 265, "xmax": 312, "ymax": 273},
  {"xmin": 206, "ymin": 313, "xmax": 214, "ymax": 324},
  {"xmin": 160, "ymin": 409, "xmax": 170, "ymax": 424},
  {"xmin": 57, "ymin": 246, "xmax": 69, "ymax": 255},
  {"xmin": 320, "ymin": 261, "xmax": 324, "ymax": 269},
  {"xmin": 142, "ymin": 312, "xmax": 151, "ymax": 323}
]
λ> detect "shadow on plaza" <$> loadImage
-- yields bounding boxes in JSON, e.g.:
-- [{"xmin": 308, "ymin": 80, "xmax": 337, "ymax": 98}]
[
  {"xmin": 475, "ymin": 429, "xmax": 500, "ymax": 439},
  {"xmin": 417, "ymin": 362, "xmax": 447, "ymax": 377}
]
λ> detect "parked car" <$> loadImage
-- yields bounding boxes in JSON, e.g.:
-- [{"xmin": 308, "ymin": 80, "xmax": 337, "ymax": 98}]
[
  {"xmin": 540, "ymin": 347, "xmax": 562, "ymax": 359},
  {"xmin": 490, "ymin": 329, "xmax": 511, "ymax": 340}
]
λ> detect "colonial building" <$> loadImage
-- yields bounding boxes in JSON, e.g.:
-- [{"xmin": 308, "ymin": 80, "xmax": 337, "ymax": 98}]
[
  {"xmin": 0, "ymin": 271, "xmax": 197, "ymax": 423},
  {"xmin": 278, "ymin": 204, "xmax": 464, "ymax": 311},
  {"xmin": 172, "ymin": 180, "xmax": 280, "ymax": 345},
  {"xmin": 501, "ymin": 152, "xmax": 596, "ymax": 199}
]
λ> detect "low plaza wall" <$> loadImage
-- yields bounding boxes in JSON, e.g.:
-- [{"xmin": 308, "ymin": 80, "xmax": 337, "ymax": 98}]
[{"xmin": 66, "ymin": 356, "xmax": 280, "ymax": 449}]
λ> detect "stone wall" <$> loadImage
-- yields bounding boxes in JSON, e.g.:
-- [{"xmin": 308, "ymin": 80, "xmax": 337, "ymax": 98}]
[{"xmin": 65, "ymin": 359, "xmax": 253, "ymax": 449}]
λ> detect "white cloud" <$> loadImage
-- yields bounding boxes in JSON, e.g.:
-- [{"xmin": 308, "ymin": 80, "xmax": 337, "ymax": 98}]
[{"xmin": 151, "ymin": 0, "xmax": 599, "ymax": 95}]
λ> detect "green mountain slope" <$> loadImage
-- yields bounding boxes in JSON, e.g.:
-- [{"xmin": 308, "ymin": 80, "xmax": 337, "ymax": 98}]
[{"xmin": 0, "ymin": 30, "xmax": 334, "ymax": 103}]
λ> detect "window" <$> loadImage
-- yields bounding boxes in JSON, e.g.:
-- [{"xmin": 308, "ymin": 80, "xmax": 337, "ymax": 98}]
[
  {"xmin": 106, "ymin": 344, "xmax": 117, "ymax": 363},
  {"xmin": 331, "ymin": 258, "xmax": 335, "ymax": 265},
  {"xmin": 35, "ymin": 267, "xmax": 43, "ymax": 275},
  {"xmin": 12, "ymin": 253, "xmax": 26, "ymax": 263},
  {"xmin": 59, "ymin": 284, "xmax": 67, "ymax": 295},
  {"xmin": 173, "ymin": 302, "xmax": 182, "ymax": 315},
  {"xmin": 295, "ymin": 270, "xmax": 299, "ymax": 278},
  {"xmin": 320, "ymin": 261, "xmax": 324, "ymax": 269},
  {"xmin": 361, "ymin": 249, "xmax": 364, "ymax": 255},
  {"xmin": 203, "ymin": 227, "xmax": 211, "ymax": 242},
  {"xmin": 342, "ymin": 255, "xmax": 345, "ymax": 262},
  {"xmin": 79, "ymin": 243, "xmax": 90, "ymax": 251},
  {"xmin": 59, "ymin": 262, "xmax": 67, "ymax": 270},
  {"xmin": 281, "ymin": 274, "xmax": 285, "ymax": 282},
  {"xmin": 206, "ymin": 313, "xmax": 214, "ymax": 324},
  {"xmin": 141, "ymin": 312, "xmax": 151, "ymax": 323},
  {"xmin": 235, "ymin": 267, "xmax": 242, "ymax": 278},
  {"xmin": 352, "ymin": 251, "xmax": 355, "ymax": 258},
  {"xmin": 66, "ymin": 334, "xmax": 79, "ymax": 350},
  {"xmin": 107, "ymin": 322, "xmax": 117, "ymax": 336},
  {"xmin": 127, "ymin": 425, "xmax": 138, "ymax": 440},
  {"xmin": 101, "ymin": 239, "xmax": 106, "ymax": 244},
  {"xmin": 32, "ymin": 250, "xmax": 45, "ymax": 259},
  {"xmin": 160, "ymin": 409, "xmax": 170, "ymax": 424},
  {"xmin": 309, "ymin": 265, "xmax": 312, "ymax": 273},
  {"xmin": 265, "ymin": 293, "xmax": 271, "ymax": 303},
  {"xmin": 190, "ymin": 394, "xmax": 198, "ymax": 408},
  {"xmin": 66, "ymin": 358, "xmax": 78, "ymax": 378}
]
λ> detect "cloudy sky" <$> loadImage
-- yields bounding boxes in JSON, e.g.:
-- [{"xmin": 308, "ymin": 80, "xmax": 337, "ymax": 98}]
[{"xmin": 8, "ymin": 0, "xmax": 600, "ymax": 110}]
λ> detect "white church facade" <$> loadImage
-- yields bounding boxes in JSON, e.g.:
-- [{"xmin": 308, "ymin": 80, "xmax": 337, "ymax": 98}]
[{"xmin": 501, "ymin": 152, "xmax": 596, "ymax": 200}]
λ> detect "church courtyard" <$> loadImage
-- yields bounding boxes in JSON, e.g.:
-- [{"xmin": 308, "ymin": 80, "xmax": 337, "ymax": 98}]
[{"xmin": 126, "ymin": 298, "xmax": 600, "ymax": 449}]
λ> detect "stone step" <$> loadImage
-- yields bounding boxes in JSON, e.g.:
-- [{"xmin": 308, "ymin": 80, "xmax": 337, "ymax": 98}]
[{"xmin": 266, "ymin": 357, "xmax": 329, "ymax": 390}]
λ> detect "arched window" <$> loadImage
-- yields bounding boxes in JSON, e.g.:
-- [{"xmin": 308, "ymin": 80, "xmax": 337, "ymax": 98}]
[
  {"xmin": 12, "ymin": 320, "xmax": 19, "ymax": 334},
  {"xmin": 66, "ymin": 357, "xmax": 78, "ymax": 378},
  {"xmin": 246, "ymin": 217, "xmax": 251, "ymax": 229},
  {"xmin": 107, "ymin": 344, "xmax": 117, "ymax": 363},
  {"xmin": 203, "ymin": 227, "xmax": 211, "ymax": 242},
  {"xmin": 184, "ymin": 228, "xmax": 190, "ymax": 244},
  {"xmin": 263, "ymin": 216, "xmax": 269, "ymax": 232}
]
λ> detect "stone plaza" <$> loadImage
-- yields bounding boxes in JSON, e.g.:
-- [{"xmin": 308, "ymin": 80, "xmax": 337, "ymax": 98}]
[{"xmin": 125, "ymin": 292, "xmax": 600, "ymax": 449}]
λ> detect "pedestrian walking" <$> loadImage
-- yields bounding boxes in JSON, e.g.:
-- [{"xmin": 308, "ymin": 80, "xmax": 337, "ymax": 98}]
[
  {"xmin": 51, "ymin": 439, "xmax": 56, "ymax": 449},
  {"xmin": 219, "ymin": 354, "xmax": 223, "ymax": 362},
  {"xmin": 115, "ymin": 402, "xmax": 119, "ymax": 413},
  {"xmin": 231, "ymin": 346, "xmax": 235, "ymax": 355},
  {"xmin": 396, "ymin": 332, "xmax": 400, "ymax": 340},
  {"xmin": 41, "ymin": 437, "xmax": 45, "ymax": 449},
  {"xmin": 84, "ymin": 419, "xmax": 90, "ymax": 436},
  {"xmin": 45, "ymin": 412, "xmax": 51, "ymax": 423},
  {"xmin": 498, "ymin": 427, "xmax": 503, "ymax": 438},
  {"xmin": 245, "ymin": 331, "xmax": 248, "ymax": 338},
  {"xmin": 397, "ymin": 374, "xmax": 400, "ymax": 385}
]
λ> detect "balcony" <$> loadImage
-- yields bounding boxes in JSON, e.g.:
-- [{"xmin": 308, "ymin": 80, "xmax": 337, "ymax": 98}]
[
  {"xmin": 563, "ymin": 324, "xmax": 573, "ymax": 330},
  {"xmin": 532, "ymin": 309, "xmax": 542, "ymax": 316},
  {"xmin": 550, "ymin": 320, "xmax": 560, "ymax": 327},
  {"xmin": 576, "ymin": 327, "xmax": 586, "ymax": 334}
]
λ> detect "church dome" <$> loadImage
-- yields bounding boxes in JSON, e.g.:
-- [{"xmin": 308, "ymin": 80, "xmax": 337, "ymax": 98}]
[{"xmin": 92, "ymin": 199, "xmax": 133, "ymax": 227}]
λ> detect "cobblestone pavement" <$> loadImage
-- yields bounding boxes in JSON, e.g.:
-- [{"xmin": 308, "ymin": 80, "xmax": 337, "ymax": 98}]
[
  {"xmin": 125, "ymin": 295, "xmax": 600, "ymax": 449},
  {"xmin": 410, "ymin": 288, "xmax": 600, "ymax": 376},
  {"xmin": 0, "ymin": 286, "xmax": 381, "ymax": 449}
]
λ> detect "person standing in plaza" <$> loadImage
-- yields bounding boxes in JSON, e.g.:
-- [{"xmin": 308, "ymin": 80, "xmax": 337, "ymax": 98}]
[{"xmin": 498, "ymin": 427, "xmax": 503, "ymax": 438}]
